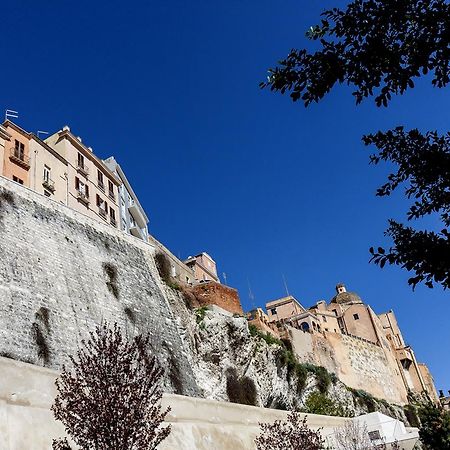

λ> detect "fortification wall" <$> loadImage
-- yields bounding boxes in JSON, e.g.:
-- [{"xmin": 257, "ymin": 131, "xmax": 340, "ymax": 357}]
[
  {"xmin": 289, "ymin": 327, "xmax": 408, "ymax": 404},
  {"xmin": 0, "ymin": 357, "xmax": 350, "ymax": 450},
  {"xmin": 0, "ymin": 176, "xmax": 199, "ymax": 396}
]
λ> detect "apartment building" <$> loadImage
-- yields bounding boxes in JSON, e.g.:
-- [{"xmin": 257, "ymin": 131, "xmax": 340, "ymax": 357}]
[
  {"xmin": 0, "ymin": 124, "xmax": 11, "ymax": 176},
  {"xmin": 103, "ymin": 156, "xmax": 149, "ymax": 241},
  {"xmin": 45, "ymin": 126, "xmax": 120, "ymax": 227},
  {"xmin": 184, "ymin": 252, "xmax": 220, "ymax": 283},
  {"xmin": 2, "ymin": 121, "xmax": 32, "ymax": 187},
  {"xmin": 1, "ymin": 121, "xmax": 68, "ymax": 203}
]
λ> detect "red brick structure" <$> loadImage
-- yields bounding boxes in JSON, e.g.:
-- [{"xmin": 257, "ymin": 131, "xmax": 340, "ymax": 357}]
[{"xmin": 188, "ymin": 282, "xmax": 243, "ymax": 315}]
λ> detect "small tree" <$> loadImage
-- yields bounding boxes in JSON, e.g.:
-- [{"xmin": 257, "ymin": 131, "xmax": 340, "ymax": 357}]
[
  {"xmin": 255, "ymin": 410, "xmax": 326, "ymax": 450},
  {"xmin": 418, "ymin": 402, "xmax": 450, "ymax": 450},
  {"xmin": 52, "ymin": 322, "xmax": 171, "ymax": 450}
]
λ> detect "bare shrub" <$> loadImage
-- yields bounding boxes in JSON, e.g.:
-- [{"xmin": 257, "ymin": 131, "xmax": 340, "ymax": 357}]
[
  {"xmin": 255, "ymin": 411, "xmax": 326, "ymax": 450},
  {"xmin": 51, "ymin": 322, "xmax": 171, "ymax": 450}
]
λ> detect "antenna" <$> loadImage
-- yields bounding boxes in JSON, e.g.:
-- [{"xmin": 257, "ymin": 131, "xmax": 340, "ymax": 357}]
[
  {"xmin": 5, "ymin": 109, "xmax": 19, "ymax": 121},
  {"xmin": 282, "ymin": 274, "xmax": 290, "ymax": 296},
  {"xmin": 37, "ymin": 130, "xmax": 49, "ymax": 139},
  {"xmin": 222, "ymin": 272, "xmax": 227, "ymax": 285}
]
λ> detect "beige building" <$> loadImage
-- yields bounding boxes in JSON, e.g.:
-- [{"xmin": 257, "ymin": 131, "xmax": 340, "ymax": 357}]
[
  {"xmin": 1, "ymin": 121, "xmax": 32, "ymax": 187},
  {"xmin": 266, "ymin": 295, "xmax": 305, "ymax": 322},
  {"xmin": 263, "ymin": 283, "xmax": 438, "ymax": 402},
  {"xmin": 45, "ymin": 126, "xmax": 120, "ymax": 227},
  {"xmin": 0, "ymin": 124, "xmax": 11, "ymax": 176},
  {"xmin": 184, "ymin": 252, "xmax": 220, "ymax": 283}
]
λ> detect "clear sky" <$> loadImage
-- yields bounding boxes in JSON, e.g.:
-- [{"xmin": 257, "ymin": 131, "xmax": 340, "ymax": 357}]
[{"xmin": 2, "ymin": 0, "xmax": 449, "ymax": 392}]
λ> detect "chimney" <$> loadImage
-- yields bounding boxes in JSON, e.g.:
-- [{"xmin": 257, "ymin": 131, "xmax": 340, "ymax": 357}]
[
  {"xmin": 336, "ymin": 283, "xmax": 347, "ymax": 294},
  {"xmin": 76, "ymin": 136, "xmax": 82, "ymax": 142},
  {"xmin": 62, "ymin": 125, "xmax": 70, "ymax": 132}
]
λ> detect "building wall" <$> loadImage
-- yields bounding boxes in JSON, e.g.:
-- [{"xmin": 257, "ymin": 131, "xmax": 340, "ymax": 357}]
[
  {"xmin": 0, "ymin": 176, "xmax": 199, "ymax": 396},
  {"xmin": 45, "ymin": 130, "xmax": 120, "ymax": 227},
  {"xmin": 266, "ymin": 296, "xmax": 305, "ymax": 321},
  {"xmin": 289, "ymin": 327, "xmax": 409, "ymax": 404},
  {"xmin": 418, "ymin": 363, "xmax": 439, "ymax": 402},
  {"xmin": 2, "ymin": 124, "xmax": 31, "ymax": 186},
  {"xmin": 148, "ymin": 235, "xmax": 196, "ymax": 284},
  {"xmin": 187, "ymin": 282, "xmax": 243, "ymax": 316},
  {"xmin": 0, "ymin": 356, "xmax": 350, "ymax": 450},
  {"xmin": 341, "ymin": 304, "xmax": 380, "ymax": 344},
  {"xmin": 0, "ymin": 127, "xmax": 9, "ymax": 176},
  {"xmin": 29, "ymin": 139, "xmax": 68, "ymax": 205}
]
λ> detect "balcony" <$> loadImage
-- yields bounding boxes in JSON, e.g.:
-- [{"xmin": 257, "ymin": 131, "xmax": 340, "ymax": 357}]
[
  {"xmin": 42, "ymin": 178, "xmax": 55, "ymax": 193},
  {"xmin": 128, "ymin": 199, "xmax": 147, "ymax": 228},
  {"xmin": 76, "ymin": 190, "xmax": 89, "ymax": 205},
  {"xmin": 98, "ymin": 207, "xmax": 107, "ymax": 220},
  {"xmin": 9, "ymin": 148, "xmax": 30, "ymax": 170},
  {"xmin": 108, "ymin": 190, "xmax": 115, "ymax": 202},
  {"xmin": 110, "ymin": 217, "xmax": 117, "ymax": 227},
  {"xmin": 76, "ymin": 163, "xmax": 89, "ymax": 177},
  {"xmin": 98, "ymin": 180, "xmax": 105, "ymax": 192}
]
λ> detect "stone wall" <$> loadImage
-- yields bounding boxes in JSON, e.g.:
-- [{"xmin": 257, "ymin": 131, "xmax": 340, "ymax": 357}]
[
  {"xmin": 0, "ymin": 176, "xmax": 199, "ymax": 396},
  {"xmin": 289, "ymin": 327, "xmax": 408, "ymax": 404},
  {"xmin": 188, "ymin": 282, "xmax": 243, "ymax": 315},
  {"xmin": 0, "ymin": 356, "xmax": 350, "ymax": 450}
]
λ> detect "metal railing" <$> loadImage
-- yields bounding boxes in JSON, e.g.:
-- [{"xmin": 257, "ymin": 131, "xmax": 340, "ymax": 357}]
[
  {"xmin": 42, "ymin": 178, "xmax": 55, "ymax": 192},
  {"xmin": 99, "ymin": 207, "xmax": 107, "ymax": 219},
  {"xmin": 77, "ymin": 190, "xmax": 89, "ymax": 203},
  {"xmin": 9, "ymin": 148, "xmax": 30, "ymax": 169},
  {"xmin": 76, "ymin": 163, "xmax": 89, "ymax": 176}
]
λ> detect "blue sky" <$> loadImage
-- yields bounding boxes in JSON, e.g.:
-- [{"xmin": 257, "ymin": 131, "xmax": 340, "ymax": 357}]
[{"xmin": 2, "ymin": 0, "xmax": 449, "ymax": 392}]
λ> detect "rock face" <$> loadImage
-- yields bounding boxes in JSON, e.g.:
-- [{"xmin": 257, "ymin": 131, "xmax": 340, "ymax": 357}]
[{"xmin": 0, "ymin": 177, "xmax": 413, "ymax": 426}]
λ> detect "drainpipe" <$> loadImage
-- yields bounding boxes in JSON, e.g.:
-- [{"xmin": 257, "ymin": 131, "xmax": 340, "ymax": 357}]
[
  {"xmin": 64, "ymin": 172, "xmax": 69, "ymax": 206},
  {"xmin": 33, "ymin": 147, "xmax": 38, "ymax": 190}
]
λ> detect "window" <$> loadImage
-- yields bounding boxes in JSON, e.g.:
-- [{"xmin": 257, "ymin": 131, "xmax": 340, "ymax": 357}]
[
  {"xmin": 97, "ymin": 170, "xmax": 104, "ymax": 189},
  {"xmin": 270, "ymin": 308, "xmax": 277, "ymax": 315},
  {"xmin": 43, "ymin": 165, "xmax": 51, "ymax": 182},
  {"xmin": 322, "ymin": 315, "xmax": 327, "ymax": 322},
  {"xmin": 75, "ymin": 177, "xmax": 89, "ymax": 197},
  {"xmin": 108, "ymin": 180, "xmax": 114, "ymax": 199},
  {"xmin": 110, "ymin": 208, "xmax": 116, "ymax": 226},
  {"xmin": 78, "ymin": 153, "xmax": 85, "ymax": 169},
  {"xmin": 14, "ymin": 140, "xmax": 25, "ymax": 159},
  {"xmin": 13, "ymin": 175, "xmax": 23, "ymax": 185},
  {"xmin": 353, "ymin": 313, "xmax": 360, "ymax": 320},
  {"xmin": 332, "ymin": 309, "xmax": 338, "ymax": 316},
  {"xmin": 368, "ymin": 430, "xmax": 381, "ymax": 441}
]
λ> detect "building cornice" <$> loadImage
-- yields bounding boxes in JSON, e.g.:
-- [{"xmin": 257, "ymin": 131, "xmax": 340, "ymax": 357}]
[{"xmin": 55, "ymin": 130, "xmax": 120, "ymax": 185}]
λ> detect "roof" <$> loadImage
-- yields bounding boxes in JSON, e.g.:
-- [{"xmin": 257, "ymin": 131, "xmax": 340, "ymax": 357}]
[
  {"xmin": 330, "ymin": 290, "xmax": 363, "ymax": 305},
  {"xmin": 3, "ymin": 120, "xmax": 68, "ymax": 165},
  {"xmin": 266, "ymin": 295, "xmax": 306, "ymax": 311},
  {"xmin": 50, "ymin": 128, "xmax": 120, "ymax": 185}
]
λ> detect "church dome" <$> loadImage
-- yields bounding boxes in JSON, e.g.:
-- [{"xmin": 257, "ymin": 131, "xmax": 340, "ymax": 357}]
[{"xmin": 330, "ymin": 283, "xmax": 363, "ymax": 304}]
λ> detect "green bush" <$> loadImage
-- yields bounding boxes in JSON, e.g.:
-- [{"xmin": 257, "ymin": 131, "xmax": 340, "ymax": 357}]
[
  {"xmin": 195, "ymin": 306, "xmax": 208, "ymax": 325},
  {"xmin": 350, "ymin": 388, "xmax": 377, "ymax": 412},
  {"xmin": 303, "ymin": 392, "xmax": 352, "ymax": 417},
  {"xmin": 404, "ymin": 404, "xmax": 420, "ymax": 428},
  {"xmin": 418, "ymin": 403, "xmax": 450, "ymax": 450}
]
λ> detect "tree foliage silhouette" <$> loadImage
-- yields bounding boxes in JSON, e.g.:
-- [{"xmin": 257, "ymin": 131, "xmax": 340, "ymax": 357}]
[
  {"xmin": 262, "ymin": 0, "xmax": 450, "ymax": 289},
  {"xmin": 51, "ymin": 322, "xmax": 171, "ymax": 450}
]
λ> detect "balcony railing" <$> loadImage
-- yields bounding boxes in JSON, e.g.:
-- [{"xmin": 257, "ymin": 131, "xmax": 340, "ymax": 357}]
[
  {"xmin": 98, "ymin": 207, "xmax": 107, "ymax": 219},
  {"xmin": 42, "ymin": 178, "xmax": 55, "ymax": 192},
  {"xmin": 9, "ymin": 148, "xmax": 30, "ymax": 170},
  {"xmin": 98, "ymin": 180, "xmax": 105, "ymax": 192},
  {"xmin": 76, "ymin": 163, "xmax": 89, "ymax": 177},
  {"xmin": 110, "ymin": 217, "xmax": 117, "ymax": 227},
  {"xmin": 108, "ymin": 190, "xmax": 115, "ymax": 201},
  {"xmin": 76, "ymin": 190, "xmax": 89, "ymax": 205}
]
